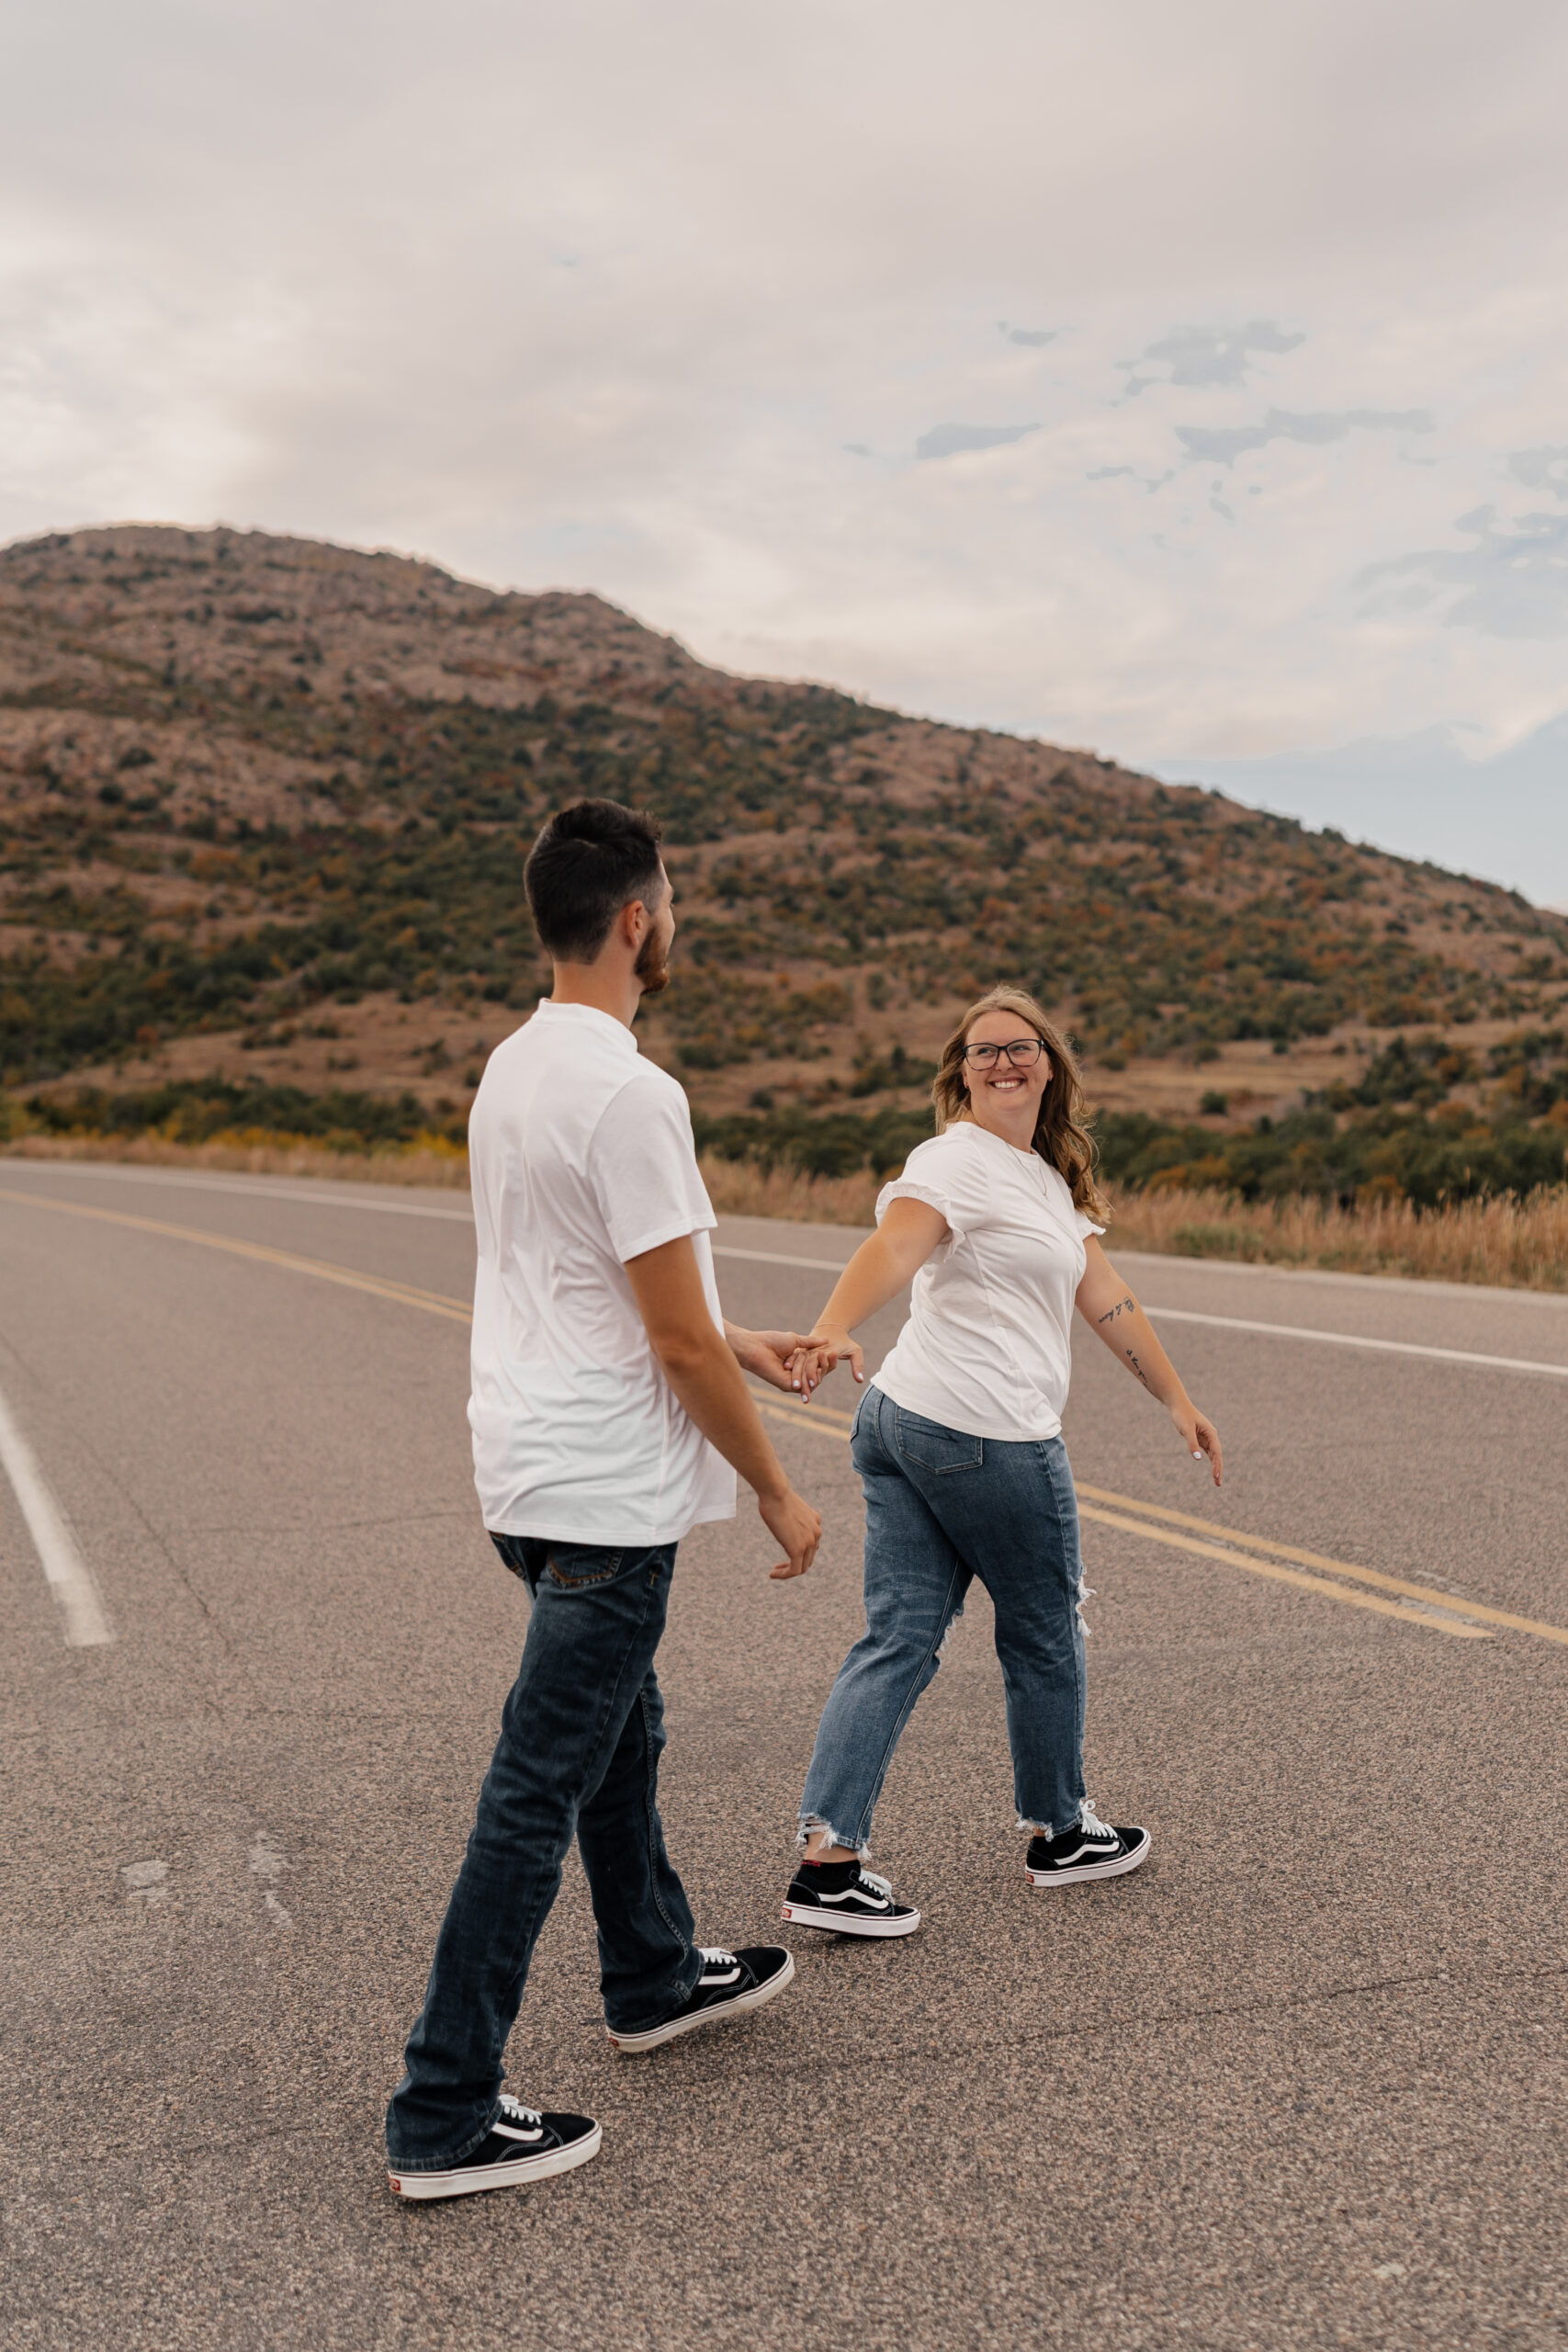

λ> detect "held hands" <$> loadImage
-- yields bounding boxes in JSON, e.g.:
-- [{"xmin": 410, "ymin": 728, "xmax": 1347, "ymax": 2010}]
[
  {"xmin": 727, "ymin": 1325, "xmax": 819, "ymax": 1394},
  {"xmin": 785, "ymin": 1323, "xmax": 864, "ymax": 1400},
  {"xmin": 1173, "ymin": 1399, "xmax": 1224, "ymax": 1486}
]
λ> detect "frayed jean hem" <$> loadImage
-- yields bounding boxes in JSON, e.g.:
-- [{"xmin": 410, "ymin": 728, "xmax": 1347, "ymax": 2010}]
[
  {"xmin": 795, "ymin": 1814, "xmax": 873, "ymax": 1863},
  {"xmin": 1015, "ymin": 1804, "xmax": 1088, "ymax": 1841}
]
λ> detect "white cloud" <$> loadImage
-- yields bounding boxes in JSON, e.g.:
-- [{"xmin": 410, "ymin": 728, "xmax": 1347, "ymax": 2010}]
[{"xmin": 2, "ymin": 0, "xmax": 1567, "ymax": 892}]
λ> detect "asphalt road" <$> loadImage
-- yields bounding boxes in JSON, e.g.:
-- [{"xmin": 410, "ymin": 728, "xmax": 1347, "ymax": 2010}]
[{"xmin": 2, "ymin": 1159, "xmax": 1565, "ymax": 2352}]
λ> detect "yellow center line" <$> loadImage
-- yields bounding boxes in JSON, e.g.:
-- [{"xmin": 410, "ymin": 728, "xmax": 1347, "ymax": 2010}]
[
  {"xmin": 1074, "ymin": 1504, "xmax": 1489, "ymax": 1637},
  {"xmin": 6, "ymin": 1188, "xmax": 1558, "ymax": 1649},
  {"xmin": 1071, "ymin": 1481, "xmax": 1568, "ymax": 1647},
  {"xmin": 742, "ymin": 1389, "xmax": 1563, "ymax": 1646},
  {"xmin": 0, "ymin": 1188, "xmax": 474, "ymax": 1326}
]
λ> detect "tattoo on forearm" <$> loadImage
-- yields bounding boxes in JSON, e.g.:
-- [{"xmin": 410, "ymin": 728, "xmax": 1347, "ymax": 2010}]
[
  {"xmin": 1123, "ymin": 1348, "xmax": 1152, "ymax": 1390},
  {"xmin": 1097, "ymin": 1295, "xmax": 1138, "ymax": 1325}
]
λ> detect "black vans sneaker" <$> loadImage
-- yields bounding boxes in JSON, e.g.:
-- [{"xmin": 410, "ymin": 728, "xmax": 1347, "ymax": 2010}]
[
  {"xmin": 1025, "ymin": 1802, "xmax": 1150, "ymax": 1889},
  {"xmin": 606, "ymin": 1944, "xmax": 795, "ymax": 2054},
  {"xmin": 782, "ymin": 1858, "xmax": 921, "ymax": 1938},
  {"xmin": 388, "ymin": 2095, "xmax": 601, "ymax": 2201}
]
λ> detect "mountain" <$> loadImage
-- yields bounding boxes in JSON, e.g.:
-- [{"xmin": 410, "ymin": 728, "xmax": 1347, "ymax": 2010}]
[{"xmin": 3, "ymin": 525, "xmax": 1566, "ymax": 1157}]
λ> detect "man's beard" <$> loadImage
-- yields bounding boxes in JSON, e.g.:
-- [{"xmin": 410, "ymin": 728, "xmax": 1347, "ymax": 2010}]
[{"xmin": 634, "ymin": 925, "xmax": 671, "ymax": 996}]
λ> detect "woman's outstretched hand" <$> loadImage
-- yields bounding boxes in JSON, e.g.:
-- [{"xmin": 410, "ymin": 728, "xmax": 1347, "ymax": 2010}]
[
  {"xmin": 1172, "ymin": 1400, "xmax": 1224, "ymax": 1486},
  {"xmin": 786, "ymin": 1323, "xmax": 864, "ymax": 1400}
]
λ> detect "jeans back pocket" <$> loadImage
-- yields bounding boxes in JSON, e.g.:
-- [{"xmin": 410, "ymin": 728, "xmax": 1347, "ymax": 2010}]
[
  {"xmin": 543, "ymin": 1544, "xmax": 626, "ymax": 1589},
  {"xmin": 893, "ymin": 1408, "xmax": 984, "ymax": 1475}
]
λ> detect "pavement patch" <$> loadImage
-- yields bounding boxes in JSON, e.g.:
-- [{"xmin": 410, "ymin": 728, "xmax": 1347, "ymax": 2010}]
[
  {"xmin": 6, "ymin": 1183, "xmax": 1564, "ymax": 1658},
  {"xmin": 747, "ymin": 1389, "xmax": 1568, "ymax": 1647},
  {"xmin": 0, "ymin": 1186, "xmax": 472, "ymax": 1325}
]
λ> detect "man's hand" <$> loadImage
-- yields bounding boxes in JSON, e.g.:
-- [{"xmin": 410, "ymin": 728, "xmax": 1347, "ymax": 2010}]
[
  {"xmin": 759, "ymin": 1481, "xmax": 822, "ymax": 1579},
  {"xmin": 725, "ymin": 1322, "xmax": 817, "ymax": 1395},
  {"xmin": 628, "ymin": 1243, "xmax": 824, "ymax": 1578}
]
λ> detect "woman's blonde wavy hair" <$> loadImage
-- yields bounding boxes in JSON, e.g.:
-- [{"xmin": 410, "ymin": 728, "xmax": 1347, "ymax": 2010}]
[{"xmin": 931, "ymin": 985, "xmax": 1111, "ymax": 1224}]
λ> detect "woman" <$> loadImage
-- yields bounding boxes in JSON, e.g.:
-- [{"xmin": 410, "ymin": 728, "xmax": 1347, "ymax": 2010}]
[{"xmin": 779, "ymin": 986, "xmax": 1223, "ymax": 1939}]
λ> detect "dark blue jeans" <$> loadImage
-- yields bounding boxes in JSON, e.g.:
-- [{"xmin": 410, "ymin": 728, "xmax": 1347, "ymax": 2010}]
[
  {"xmin": 799, "ymin": 1386, "xmax": 1089, "ymax": 1853},
  {"xmin": 385, "ymin": 1535, "xmax": 703, "ymax": 2171}
]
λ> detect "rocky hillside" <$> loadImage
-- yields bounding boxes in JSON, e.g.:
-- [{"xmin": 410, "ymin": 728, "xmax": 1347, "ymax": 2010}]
[{"xmin": 4, "ymin": 525, "xmax": 1565, "ymax": 1154}]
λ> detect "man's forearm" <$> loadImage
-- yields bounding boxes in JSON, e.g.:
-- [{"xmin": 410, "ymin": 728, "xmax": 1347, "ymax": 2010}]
[{"xmin": 659, "ymin": 1326, "xmax": 789, "ymax": 1498}]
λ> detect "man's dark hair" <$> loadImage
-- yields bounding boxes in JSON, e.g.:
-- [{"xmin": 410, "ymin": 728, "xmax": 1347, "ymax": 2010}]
[{"xmin": 523, "ymin": 798, "xmax": 665, "ymax": 961}]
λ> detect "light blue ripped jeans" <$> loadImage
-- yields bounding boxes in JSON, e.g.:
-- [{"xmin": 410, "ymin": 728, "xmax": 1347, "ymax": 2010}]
[{"xmin": 798, "ymin": 1385, "xmax": 1089, "ymax": 1853}]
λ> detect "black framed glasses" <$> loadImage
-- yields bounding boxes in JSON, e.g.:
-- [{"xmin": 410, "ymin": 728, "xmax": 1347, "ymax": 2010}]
[{"xmin": 962, "ymin": 1036, "xmax": 1047, "ymax": 1070}]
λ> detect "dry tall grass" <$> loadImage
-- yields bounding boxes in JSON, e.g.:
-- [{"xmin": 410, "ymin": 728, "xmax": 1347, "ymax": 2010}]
[
  {"xmin": 696, "ymin": 1155, "xmax": 882, "ymax": 1227},
  {"xmin": 8, "ymin": 1132, "xmax": 1567, "ymax": 1290},
  {"xmin": 1106, "ymin": 1183, "xmax": 1568, "ymax": 1290},
  {"xmin": 698, "ymin": 1165, "xmax": 1568, "ymax": 1288}
]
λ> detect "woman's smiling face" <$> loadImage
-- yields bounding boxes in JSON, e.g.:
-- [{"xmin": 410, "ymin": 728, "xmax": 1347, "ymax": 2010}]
[{"xmin": 959, "ymin": 1008, "xmax": 1052, "ymax": 1136}]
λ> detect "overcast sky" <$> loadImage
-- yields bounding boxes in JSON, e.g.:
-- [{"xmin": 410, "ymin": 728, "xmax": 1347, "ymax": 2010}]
[{"xmin": 4, "ymin": 1, "xmax": 1566, "ymax": 899}]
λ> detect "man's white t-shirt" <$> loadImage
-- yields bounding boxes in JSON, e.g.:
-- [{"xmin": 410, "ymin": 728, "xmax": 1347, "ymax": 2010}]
[
  {"xmin": 871, "ymin": 1122, "xmax": 1105, "ymax": 1443},
  {"xmin": 467, "ymin": 1000, "xmax": 737, "ymax": 1545}
]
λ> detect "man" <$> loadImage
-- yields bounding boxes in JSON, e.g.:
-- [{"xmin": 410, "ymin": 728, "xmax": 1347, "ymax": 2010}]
[{"xmin": 386, "ymin": 797, "xmax": 820, "ymax": 2202}]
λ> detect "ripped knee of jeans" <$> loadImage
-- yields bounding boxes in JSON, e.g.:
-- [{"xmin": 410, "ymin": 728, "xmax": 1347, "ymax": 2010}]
[
  {"xmin": 934, "ymin": 1598, "xmax": 965, "ymax": 1668},
  {"xmin": 1076, "ymin": 1575, "xmax": 1095, "ymax": 1640}
]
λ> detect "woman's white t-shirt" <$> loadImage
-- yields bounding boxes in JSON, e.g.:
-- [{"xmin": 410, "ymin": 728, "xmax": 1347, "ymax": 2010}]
[{"xmin": 871, "ymin": 1122, "xmax": 1105, "ymax": 1442}]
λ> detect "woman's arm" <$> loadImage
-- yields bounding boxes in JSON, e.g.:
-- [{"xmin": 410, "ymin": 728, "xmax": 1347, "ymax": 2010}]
[
  {"xmin": 788, "ymin": 1196, "xmax": 951, "ymax": 1396},
  {"xmin": 1075, "ymin": 1237, "xmax": 1224, "ymax": 1485}
]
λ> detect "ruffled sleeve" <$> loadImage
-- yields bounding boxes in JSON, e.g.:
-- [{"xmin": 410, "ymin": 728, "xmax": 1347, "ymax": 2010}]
[{"xmin": 874, "ymin": 1133, "xmax": 976, "ymax": 1239}]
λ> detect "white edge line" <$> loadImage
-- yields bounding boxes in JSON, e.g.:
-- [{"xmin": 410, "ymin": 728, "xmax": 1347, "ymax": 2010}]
[
  {"xmin": 1145, "ymin": 1306, "xmax": 1568, "ymax": 1380},
  {"xmin": 719, "ymin": 1247, "xmax": 1568, "ymax": 1378},
  {"xmin": 1110, "ymin": 1248, "xmax": 1568, "ymax": 1315},
  {"xmin": 8, "ymin": 1177, "xmax": 1565, "ymax": 1378},
  {"xmin": 6, "ymin": 1169, "xmax": 1568, "ymax": 1326},
  {"xmin": 0, "ymin": 1162, "xmax": 473, "ymax": 1222},
  {"xmin": 713, "ymin": 1245, "xmax": 851, "ymax": 1272},
  {"xmin": 0, "ymin": 1385, "xmax": 113, "ymax": 1646}
]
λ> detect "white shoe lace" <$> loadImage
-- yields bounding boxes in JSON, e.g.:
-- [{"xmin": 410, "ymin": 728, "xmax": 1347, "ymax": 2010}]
[
  {"xmin": 856, "ymin": 1867, "xmax": 893, "ymax": 1899},
  {"xmin": 1079, "ymin": 1800, "xmax": 1116, "ymax": 1841},
  {"xmin": 494, "ymin": 2095, "xmax": 544, "ymax": 2137},
  {"xmin": 700, "ymin": 1946, "xmax": 739, "ymax": 1971}
]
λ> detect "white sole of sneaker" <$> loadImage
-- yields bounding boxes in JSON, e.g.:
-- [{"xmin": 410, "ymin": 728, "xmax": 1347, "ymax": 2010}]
[
  {"xmin": 606, "ymin": 1951, "xmax": 795, "ymax": 2054},
  {"xmin": 780, "ymin": 1900, "xmax": 922, "ymax": 1938},
  {"xmin": 1026, "ymin": 1831, "xmax": 1151, "ymax": 1890},
  {"xmin": 388, "ymin": 2122, "xmax": 603, "ymax": 2200}
]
